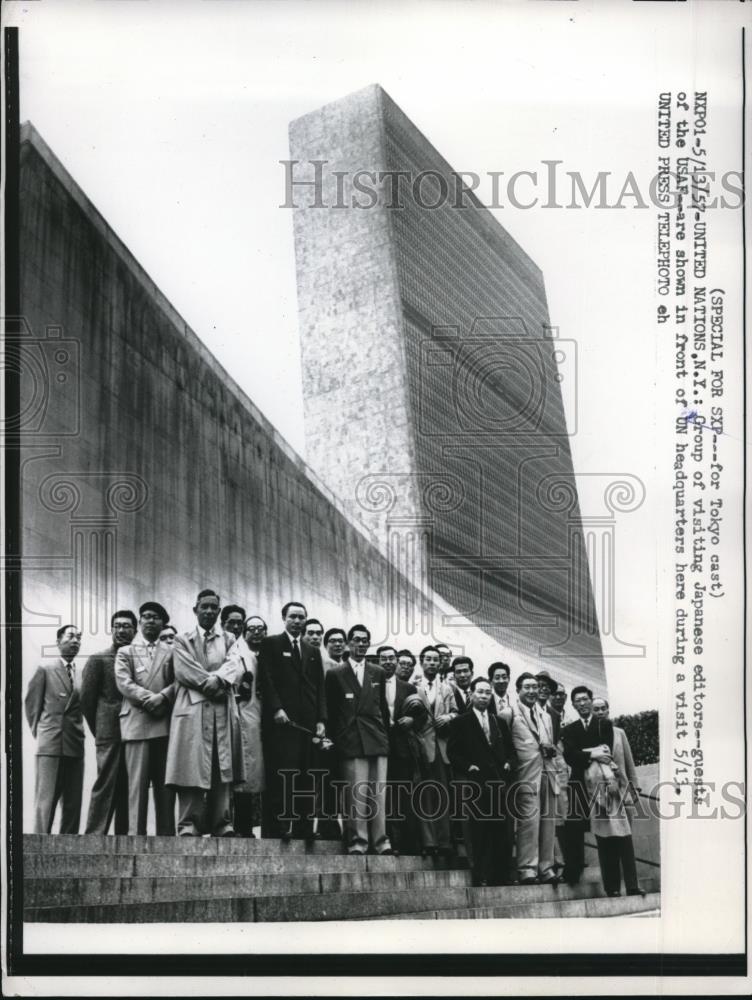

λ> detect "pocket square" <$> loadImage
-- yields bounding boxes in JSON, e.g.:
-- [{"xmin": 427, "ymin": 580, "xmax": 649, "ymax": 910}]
[
  {"xmin": 345, "ymin": 692, "xmax": 355, "ymax": 700},
  {"xmin": 283, "ymin": 651, "xmax": 292, "ymax": 658}
]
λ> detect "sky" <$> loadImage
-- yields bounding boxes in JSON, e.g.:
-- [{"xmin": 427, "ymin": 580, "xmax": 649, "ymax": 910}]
[{"xmin": 8, "ymin": 0, "xmax": 746, "ymax": 714}]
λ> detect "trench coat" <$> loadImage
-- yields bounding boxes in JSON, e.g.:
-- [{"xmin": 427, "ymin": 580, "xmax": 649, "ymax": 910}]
[
  {"xmin": 586, "ymin": 724, "xmax": 640, "ymax": 837},
  {"xmin": 165, "ymin": 628, "xmax": 245, "ymax": 790},
  {"xmin": 229, "ymin": 637, "xmax": 265, "ymax": 794}
]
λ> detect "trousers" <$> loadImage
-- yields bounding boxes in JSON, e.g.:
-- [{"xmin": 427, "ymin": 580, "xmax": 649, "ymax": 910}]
[
  {"xmin": 85, "ymin": 741, "xmax": 129, "ymax": 835},
  {"xmin": 176, "ymin": 729, "xmax": 232, "ymax": 835},
  {"xmin": 512, "ymin": 776, "xmax": 556, "ymax": 879},
  {"xmin": 340, "ymin": 755, "xmax": 390, "ymax": 852},
  {"xmin": 595, "ymin": 834, "xmax": 640, "ymax": 894},
  {"xmin": 123, "ymin": 736, "xmax": 176, "ymax": 835},
  {"xmin": 34, "ymin": 755, "xmax": 84, "ymax": 834}
]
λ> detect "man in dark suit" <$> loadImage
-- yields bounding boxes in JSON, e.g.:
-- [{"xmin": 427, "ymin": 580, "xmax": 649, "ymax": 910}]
[
  {"xmin": 25, "ymin": 624, "xmax": 86, "ymax": 833},
  {"xmin": 80, "ymin": 609, "xmax": 137, "ymax": 834},
  {"xmin": 450, "ymin": 656, "xmax": 474, "ymax": 713},
  {"xmin": 561, "ymin": 684, "xmax": 614, "ymax": 886},
  {"xmin": 448, "ymin": 677, "xmax": 517, "ymax": 886},
  {"xmin": 378, "ymin": 644, "xmax": 420, "ymax": 855},
  {"xmin": 258, "ymin": 600, "xmax": 327, "ymax": 842},
  {"xmin": 487, "ymin": 661, "xmax": 512, "ymax": 716},
  {"xmin": 326, "ymin": 625, "xmax": 393, "ymax": 855}
]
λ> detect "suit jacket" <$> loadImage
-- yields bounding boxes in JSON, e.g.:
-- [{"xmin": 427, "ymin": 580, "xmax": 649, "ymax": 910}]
[
  {"xmin": 413, "ymin": 679, "xmax": 457, "ymax": 766},
  {"xmin": 451, "ymin": 686, "xmax": 473, "ymax": 715},
  {"xmin": 385, "ymin": 677, "xmax": 417, "ymax": 761},
  {"xmin": 500, "ymin": 700, "xmax": 560, "ymax": 794},
  {"xmin": 258, "ymin": 632, "xmax": 326, "ymax": 732},
  {"xmin": 81, "ymin": 646, "xmax": 122, "ymax": 745},
  {"xmin": 115, "ymin": 635, "xmax": 176, "ymax": 741},
  {"xmin": 488, "ymin": 691, "xmax": 511, "ymax": 717},
  {"xmin": 447, "ymin": 708, "xmax": 518, "ymax": 787},
  {"xmin": 25, "ymin": 659, "xmax": 85, "ymax": 757},
  {"xmin": 326, "ymin": 660, "xmax": 390, "ymax": 758},
  {"xmin": 562, "ymin": 714, "xmax": 614, "ymax": 821},
  {"xmin": 546, "ymin": 703, "xmax": 562, "ymax": 744}
]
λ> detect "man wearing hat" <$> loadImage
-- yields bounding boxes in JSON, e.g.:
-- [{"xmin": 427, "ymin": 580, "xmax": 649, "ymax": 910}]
[
  {"xmin": 115, "ymin": 601, "xmax": 177, "ymax": 835},
  {"xmin": 536, "ymin": 672, "xmax": 562, "ymax": 743}
]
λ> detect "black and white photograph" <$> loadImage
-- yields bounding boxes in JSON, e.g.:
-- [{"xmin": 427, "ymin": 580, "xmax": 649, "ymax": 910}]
[{"xmin": 2, "ymin": 0, "xmax": 748, "ymax": 995}]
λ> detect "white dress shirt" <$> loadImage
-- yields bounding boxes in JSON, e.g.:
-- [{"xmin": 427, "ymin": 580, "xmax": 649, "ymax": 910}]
[
  {"xmin": 385, "ymin": 674, "xmax": 396, "ymax": 721},
  {"xmin": 473, "ymin": 706, "xmax": 491, "ymax": 742},
  {"xmin": 425, "ymin": 678, "xmax": 437, "ymax": 707},
  {"xmin": 350, "ymin": 658, "xmax": 365, "ymax": 687},
  {"xmin": 494, "ymin": 691, "xmax": 510, "ymax": 714}
]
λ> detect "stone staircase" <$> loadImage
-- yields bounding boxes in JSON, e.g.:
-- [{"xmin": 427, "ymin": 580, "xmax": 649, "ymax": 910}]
[{"xmin": 23, "ymin": 834, "xmax": 660, "ymax": 922}]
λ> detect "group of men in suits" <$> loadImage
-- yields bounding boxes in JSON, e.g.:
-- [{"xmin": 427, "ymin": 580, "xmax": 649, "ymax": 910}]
[{"xmin": 26, "ymin": 596, "xmax": 641, "ymax": 895}]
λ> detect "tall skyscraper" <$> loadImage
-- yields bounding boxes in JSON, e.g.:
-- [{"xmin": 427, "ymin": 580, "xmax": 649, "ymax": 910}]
[{"xmin": 290, "ymin": 84, "xmax": 605, "ymax": 691}]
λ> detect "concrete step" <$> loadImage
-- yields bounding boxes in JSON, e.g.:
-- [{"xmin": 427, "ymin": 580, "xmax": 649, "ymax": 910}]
[
  {"xmin": 24, "ymin": 875, "xmax": 659, "ymax": 923},
  {"xmin": 23, "ymin": 851, "xmax": 462, "ymax": 878},
  {"xmin": 22, "ymin": 833, "xmax": 346, "ymax": 856},
  {"xmin": 365, "ymin": 891, "xmax": 662, "ymax": 920},
  {"xmin": 25, "ymin": 867, "xmax": 472, "ymax": 908}
]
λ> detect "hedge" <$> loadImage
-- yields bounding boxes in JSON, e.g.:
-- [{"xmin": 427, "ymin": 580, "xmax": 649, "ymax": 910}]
[{"xmin": 612, "ymin": 709, "xmax": 659, "ymax": 766}]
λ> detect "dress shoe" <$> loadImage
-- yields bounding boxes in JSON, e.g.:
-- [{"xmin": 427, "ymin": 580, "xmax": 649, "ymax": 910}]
[
  {"xmin": 305, "ymin": 831, "xmax": 322, "ymax": 844},
  {"xmin": 216, "ymin": 826, "xmax": 238, "ymax": 838},
  {"xmin": 627, "ymin": 888, "xmax": 646, "ymax": 897},
  {"xmin": 519, "ymin": 876, "xmax": 538, "ymax": 885},
  {"xmin": 539, "ymin": 874, "xmax": 561, "ymax": 886},
  {"xmin": 280, "ymin": 828, "xmax": 293, "ymax": 844},
  {"xmin": 474, "ymin": 880, "xmax": 489, "ymax": 888},
  {"xmin": 178, "ymin": 828, "xmax": 201, "ymax": 838},
  {"xmin": 607, "ymin": 890, "xmax": 621, "ymax": 897},
  {"xmin": 437, "ymin": 846, "xmax": 454, "ymax": 859},
  {"xmin": 348, "ymin": 847, "xmax": 367, "ymax": 856},
  {"xmin": 376, "ymin": 847, "xmax": 396, "ymax": 856}
]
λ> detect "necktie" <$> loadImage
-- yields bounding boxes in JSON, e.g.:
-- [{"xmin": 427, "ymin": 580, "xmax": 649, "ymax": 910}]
[
  {"xmin": 291, "ymin": 638, "xmax": 302, "ymax": 671},
  {"xmin": 203, "ymin": 630, "xmax": 212, "ymax": 659},
  {"xmin": 480, "ymin": 710, "xmax": 491, "ymax": 743},
  {"xmin": 147, "ymin": 643, "xmax": 155, "ymax": 661},
  {"xmin": 529, "ymin": 707, "xmax": 539, "ymax": 734},
  {"xmin": 66, "ymin": 663, "xmax": 74, "ymax": 690},
  {"xmin": 427, "ymin": 680, "xmax": 435, "ymax": 707}
]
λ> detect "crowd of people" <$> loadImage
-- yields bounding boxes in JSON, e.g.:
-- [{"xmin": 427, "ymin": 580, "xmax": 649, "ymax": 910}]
[{"xmin": 25, "ymin": 590, "xmax": 645, "ymax": 898}]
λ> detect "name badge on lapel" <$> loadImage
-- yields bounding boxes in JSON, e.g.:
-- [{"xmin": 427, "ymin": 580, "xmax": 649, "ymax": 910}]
[
  {"xmin": 283, "ymin": 651, "xmax": 292, "ymax": 658},
  {"xmin": 345, "ymin": 692, "xmax": 355, "ymax": 700}
]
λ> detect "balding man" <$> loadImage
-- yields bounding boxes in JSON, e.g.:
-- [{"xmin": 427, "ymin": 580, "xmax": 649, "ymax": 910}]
[{"xmin": 25, "ymin": 625, "xmax": 85, "ymax": 833}]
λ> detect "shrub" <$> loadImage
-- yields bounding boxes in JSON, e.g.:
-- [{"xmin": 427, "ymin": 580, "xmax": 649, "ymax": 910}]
[{"xmin": 612, "ymin": 709, "xmax": 659, "ymax": 765}]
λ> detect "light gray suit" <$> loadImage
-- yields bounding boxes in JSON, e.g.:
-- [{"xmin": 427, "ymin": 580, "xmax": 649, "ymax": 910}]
[
  {"xmin": 501, "ymin": 700, "xmax": 560, "ymax": 880},
  {"xmin": 115, "ymin": 635, "xmax": 176, "ymax": 835},
  {"xmin": 412, "ymin": 679, "xmax": 457, "ymax": 850},
  {"xmin": 25, "ymin": 658, "xmax": 85, "ymax": 833}
]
